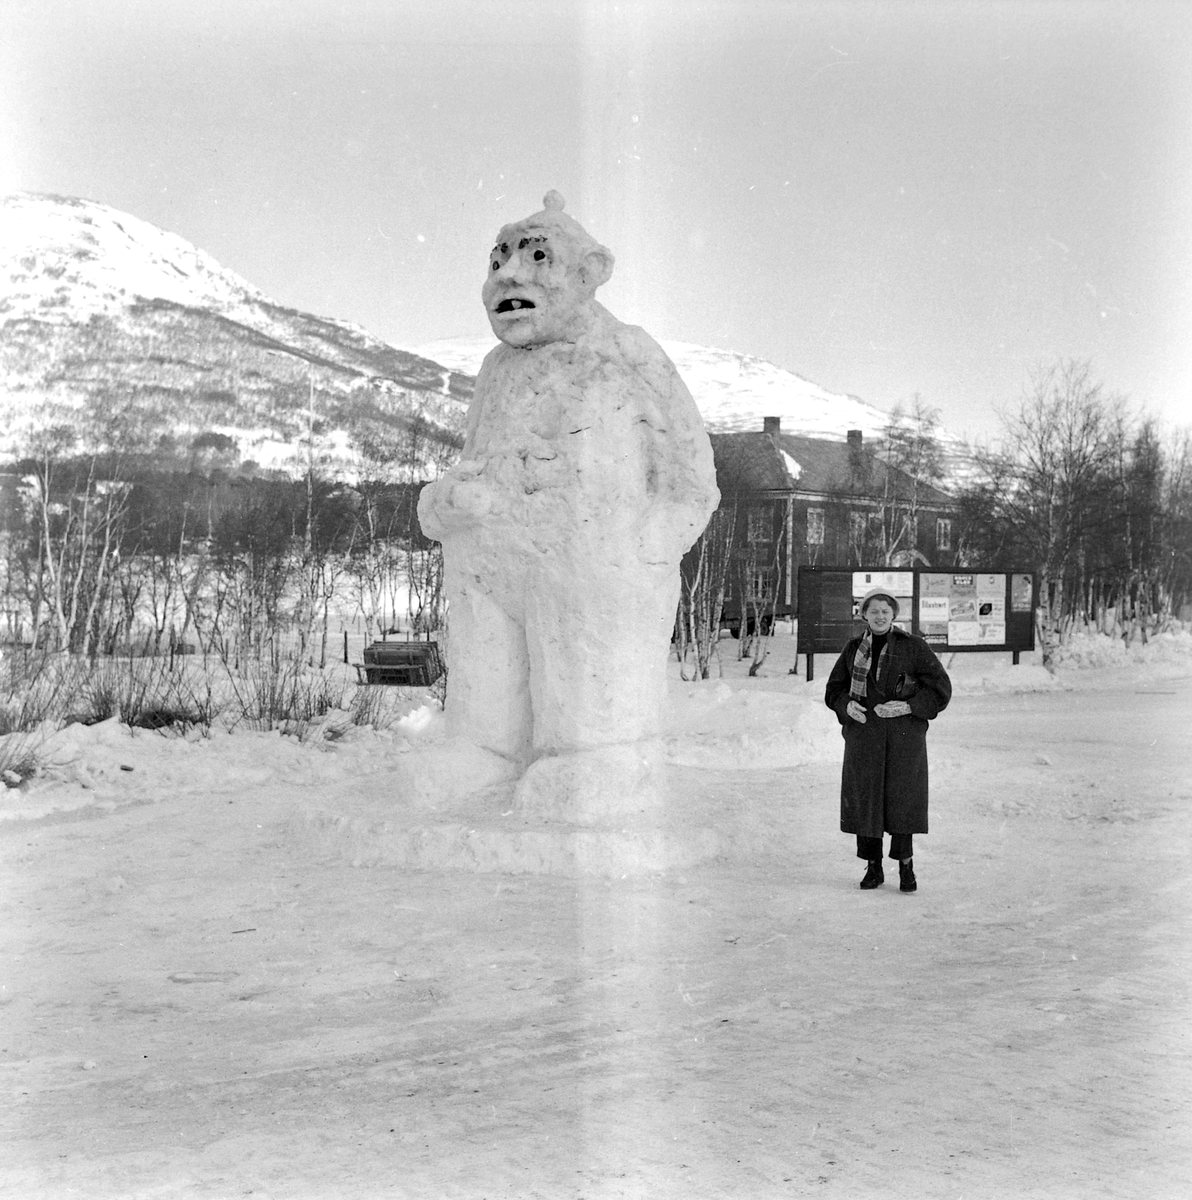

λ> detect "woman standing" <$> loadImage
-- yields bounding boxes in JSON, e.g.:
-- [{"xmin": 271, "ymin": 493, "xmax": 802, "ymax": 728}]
[{"xmin": 824, "ymin": 589, "xmax": 952, "ymax": 891}]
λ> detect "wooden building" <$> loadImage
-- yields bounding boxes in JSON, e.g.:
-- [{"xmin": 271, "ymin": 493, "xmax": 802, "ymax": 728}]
[{"xmin": 705, "ymin": 417, "xmax": 959, "ymax": 632}]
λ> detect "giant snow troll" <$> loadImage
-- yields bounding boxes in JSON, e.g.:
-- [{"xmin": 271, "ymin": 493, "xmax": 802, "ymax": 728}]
[{"xmin": 418, "ymin": 192, "xmax": 719, "ymax": 812}]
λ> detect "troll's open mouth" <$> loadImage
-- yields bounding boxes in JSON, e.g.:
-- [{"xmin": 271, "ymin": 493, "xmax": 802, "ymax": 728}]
[{"xmin": 495, "ymin": 298, "xmax": 536, "ymax": 313}]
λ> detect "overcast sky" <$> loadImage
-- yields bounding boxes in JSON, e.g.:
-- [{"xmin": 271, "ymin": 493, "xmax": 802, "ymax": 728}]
[{"xmin": 3, "ymin": 0, "xmax": 1189, "ymax": 441}]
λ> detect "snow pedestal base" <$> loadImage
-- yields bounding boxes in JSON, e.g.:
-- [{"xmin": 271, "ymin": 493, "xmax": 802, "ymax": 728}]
[
  {"xmin": 286, "ymin": 741, "xmax": 720, "ymax": 877},
  {"xmin": 513, "ymin": 741, "xmax": 664, "ymax": 823}
]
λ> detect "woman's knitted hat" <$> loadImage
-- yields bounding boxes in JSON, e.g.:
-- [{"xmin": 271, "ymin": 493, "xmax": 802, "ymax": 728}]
[{"xmin": 859, "ymin": 588, "xmax": 900, "ymax": 618}]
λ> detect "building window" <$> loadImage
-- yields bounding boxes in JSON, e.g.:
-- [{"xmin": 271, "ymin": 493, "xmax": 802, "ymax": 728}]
[
  {"xmin": 806, "ymin": 507, "xmax": 824, "ymax": 546},
  {"xmin": 849, "ymin": 510, "xmax": 868, "ymax": 541},
  {"xmin": 936, "ymin": 517, "xmax": 952, "ymax": 552},
  {"xmin": 747, "ymin": 570, "xmax": 772, "ymax": 602},
  {"xmin": 746, "ymin": 506, "xmax": 772, "ymax": 544}
]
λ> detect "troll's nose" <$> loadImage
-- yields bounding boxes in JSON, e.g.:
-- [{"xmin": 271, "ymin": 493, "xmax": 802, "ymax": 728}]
[{"xmin": 492, "ymin": 248, "xmax": 533, "ymax": 281}]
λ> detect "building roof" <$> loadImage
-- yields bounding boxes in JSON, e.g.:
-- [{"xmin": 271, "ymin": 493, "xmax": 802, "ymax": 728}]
[
  {"xmin": 709, "ymin": 426, "xmax": 954, "ymax": 507},
  {"xmin": 710, "ymin": 432, "xmax": 795, "ymax": 493}
]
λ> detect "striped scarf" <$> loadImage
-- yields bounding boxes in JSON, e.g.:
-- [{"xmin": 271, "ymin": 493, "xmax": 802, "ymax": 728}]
[{"xmin": 849, "ymin": 630, "xmax": 888, "ymax": 701}]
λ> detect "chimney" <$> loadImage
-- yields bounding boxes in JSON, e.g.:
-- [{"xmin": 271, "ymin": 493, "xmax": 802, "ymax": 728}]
[
  {"xmin": 847, "ymin": 428, "xmax": 865, "ymax": 478},
  {"xmin": 763, "ymin": 416, "xmax": 781, "ymax": 438}
]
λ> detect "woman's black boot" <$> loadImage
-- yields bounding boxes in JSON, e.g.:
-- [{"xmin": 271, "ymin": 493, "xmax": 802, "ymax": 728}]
[
  {"xmin": 899, "ymin": 858, "xmax": 917, "ymax": 893},
  {"xmin": 860, "ymin": 860, "xmax": 884, "ymax": 889}
]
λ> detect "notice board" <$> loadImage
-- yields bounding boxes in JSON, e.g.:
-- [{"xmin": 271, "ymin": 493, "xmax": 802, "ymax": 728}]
[{"xmin": 797, "ymin": 567, "xmax": 1037, "ymax": 666}]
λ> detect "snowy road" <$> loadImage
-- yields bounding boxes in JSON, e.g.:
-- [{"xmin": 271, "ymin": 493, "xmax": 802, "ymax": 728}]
[{"xmin": 2, "ymin": 669, "xmax": 1190, "ymax": 1198}]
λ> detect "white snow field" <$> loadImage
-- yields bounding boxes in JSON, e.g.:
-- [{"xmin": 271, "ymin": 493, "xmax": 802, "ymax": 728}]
[{"xmin": 2, "ymin": 631, "xmax": 1191, "ymax": 1199}]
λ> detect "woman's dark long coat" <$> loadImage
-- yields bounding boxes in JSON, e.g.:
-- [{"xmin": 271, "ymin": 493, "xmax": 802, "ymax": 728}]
[{"xmin": 824, "ymin": 628, "xmax": 952, "ymax": 837}]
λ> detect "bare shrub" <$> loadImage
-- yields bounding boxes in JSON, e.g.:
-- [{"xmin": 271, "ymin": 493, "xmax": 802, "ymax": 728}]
[
  {"xmin": 348, "ymin": 682, "xmax": 389, "ymax": 730},
  {"xmin": 224, "ymin": 654, "xmax": 345, "ymax": 740},
  {"xmin": 0, "ymin": 736, "xmax": 41, "ymax": 787},
  {"xmin": 428, "ymin": 663, "xmax": 447, "ymax": 708},
  {"xmin": 0, "ymin": 650, "xmax": 89, "ymax": 785},
  {"xmin": 0, "ymin": 650, "xmax": 87, "ymax": 734},
  {"xmin": 68, "ymin": 656, "xmax": 215, "ymax": 732}
]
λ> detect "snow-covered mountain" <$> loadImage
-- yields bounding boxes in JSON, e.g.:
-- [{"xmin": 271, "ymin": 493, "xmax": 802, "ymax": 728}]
[
  {"xmin": 1, "ymin": 192, "xmax": 973, "ymax": 486},
  {"xmin": 416, "ymin": 336, "xmax": 976, "ymax": 483},
  {"xmin": 415, "ymin": 336, "xmax": 893, "ymax": 439},
  {"xmin": 2, "ymin": 192, "xmax": 270, "ymax": 320},
  {"xmin": 0, "ymin": 193, "xmax": 471, "ymax": 477}
]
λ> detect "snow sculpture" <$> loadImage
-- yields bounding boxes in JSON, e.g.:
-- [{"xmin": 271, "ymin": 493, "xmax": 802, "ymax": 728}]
[{"xmin": 418, "ymin": 191, "xmax": 719, "ymax": 818}]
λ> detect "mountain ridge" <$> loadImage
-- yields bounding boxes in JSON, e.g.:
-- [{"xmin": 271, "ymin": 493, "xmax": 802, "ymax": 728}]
[
  {"xmin": 415, "ymin": 335, "xmax": 901, "ymax": 442},
  {"xmin": 1, "ymin": 192, "xmax": 471, "ymax": 479},
  {"xmin": 2, "ymin": 192, "xmax": 974, "ymax": 485},
  {"xmin": 414, "ymin": 336, "xmax": 977, "ymax": 482}
]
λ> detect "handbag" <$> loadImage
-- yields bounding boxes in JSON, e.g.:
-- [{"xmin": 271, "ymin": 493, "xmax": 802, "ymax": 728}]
[{"xmin": 893, "ymin": 672, "xmax": 919, "ymax": 700}]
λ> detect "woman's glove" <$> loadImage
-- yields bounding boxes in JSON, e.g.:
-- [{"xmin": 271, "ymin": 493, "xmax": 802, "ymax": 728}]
[
  {"xmin": 874, "ymin": 700, "xmax": 912, "ymax": 718},
  {"xmin": 846, "ymin": 699, "xmax": 867, "ymax": 724}
]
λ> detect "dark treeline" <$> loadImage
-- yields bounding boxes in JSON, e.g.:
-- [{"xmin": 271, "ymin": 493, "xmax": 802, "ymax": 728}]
[
  {"xmin": 3, "ymin": 358, "xmax": 1187, "ymax": 674},
  {"xmin": 1, "ymin": 461, "xmax": 442, "ymax": 665}
]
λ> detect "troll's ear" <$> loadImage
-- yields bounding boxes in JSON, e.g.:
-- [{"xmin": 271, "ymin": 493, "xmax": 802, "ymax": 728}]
[{"xmin": 576, "ymin": 245, "xmax": 615, "ymax": 291}]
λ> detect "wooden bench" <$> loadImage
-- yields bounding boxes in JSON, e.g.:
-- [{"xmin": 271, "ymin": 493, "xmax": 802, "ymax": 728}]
[{"xmin": 354, "ymin": 640, "xmax": 444, "ymax": 686}]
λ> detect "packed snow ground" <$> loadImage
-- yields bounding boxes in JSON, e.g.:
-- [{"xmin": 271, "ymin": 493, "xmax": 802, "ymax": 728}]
[{"xmin": 2, "ymin": 630, "xmax": 1191, "ymax": 1198}]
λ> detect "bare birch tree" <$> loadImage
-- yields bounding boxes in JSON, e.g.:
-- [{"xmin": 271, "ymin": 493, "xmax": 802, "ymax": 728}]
[{"xmin": 676, "ymin": 498, "xmax": 737, "ymax": 680}]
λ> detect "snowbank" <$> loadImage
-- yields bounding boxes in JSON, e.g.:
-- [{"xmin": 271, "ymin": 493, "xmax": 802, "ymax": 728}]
[
  {"xmin": 5, "ymin": 630, "xmax": 1189, "ymax": 825},
  {"xmin": 1050, "ymin": 626, "xmax": 1192, "ymax": 676},
  {"xmin": 664, "ymin": 678, "xmax": 839, "ymax": 769}
]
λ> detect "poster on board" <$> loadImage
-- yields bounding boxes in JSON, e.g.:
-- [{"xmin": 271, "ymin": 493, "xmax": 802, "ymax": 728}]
[
  {"xmin": 945, "ymin": 574, "xmax": 978, "ymax": 644},
  {"xmin": 917, "ymin": 595, "xmax": 950, "ymax": 643},
  {"xmin": 796, "ymin": 566, "xmax": 1036, "ymax": 659},
  {"xmin": 976, "ymin": 575, "xmax": 1006, "ymax": 642},
  {"xmin": 1011, "ymin": 574, "xmax": 1033, "ymax": 612}
]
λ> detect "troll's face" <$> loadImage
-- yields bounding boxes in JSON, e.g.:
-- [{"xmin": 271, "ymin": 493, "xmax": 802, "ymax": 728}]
[{"xmin": 482, "ymin": 217, "xmax": 612, "ymax": 348}]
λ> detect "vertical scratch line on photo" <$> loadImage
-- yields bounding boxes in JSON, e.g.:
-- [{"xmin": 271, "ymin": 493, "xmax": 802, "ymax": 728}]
[{"xmin": 818, "ymin": 302, "xmax": 840, "ymax": 341}]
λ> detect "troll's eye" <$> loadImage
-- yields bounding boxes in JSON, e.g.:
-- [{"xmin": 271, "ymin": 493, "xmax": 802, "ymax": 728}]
[
  {"xmin": 533, "ymin": 249, "xmax": 546, "ymax": 262},
  {"xmin": 491, "ymin": 260, "xmax": 500, "ymax": 271}
]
